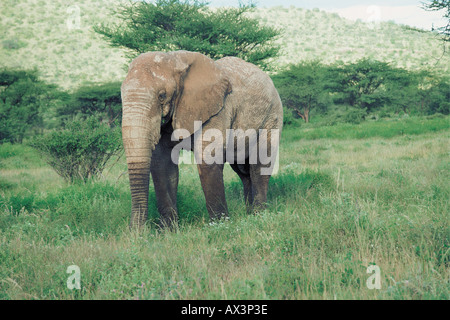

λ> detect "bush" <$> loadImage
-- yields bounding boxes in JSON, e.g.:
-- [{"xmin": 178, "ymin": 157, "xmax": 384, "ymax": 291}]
[
  {"xmin": 378, "ymin": 107, "xmax": 392, "ymax": 119},
  {"xmin": 343, "ymin": 108, "xmax": 366, "ymax": 124},
  {"xmin": 282, "ymin": 108, "xmax": 302, "ymax": 126},
  {"xmin": 1, "ymin": 39, "xmax": 27, "ymax": 50},
  {"xmin": 29, "ymin": 117, "xmax": 122, "ymax": 183}
]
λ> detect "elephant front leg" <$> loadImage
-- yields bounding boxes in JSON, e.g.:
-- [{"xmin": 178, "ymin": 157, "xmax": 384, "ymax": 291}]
[
  {"xmin": 230, "ymin": 163, "xmax": 253, "ymax": 213},
  {"xmin": 197, "ymin": 163, "xmax": 229, "ymax": 221},
  {"xmin": 150, "ymin": 140, "xmax": 179, "ymax": 229}
]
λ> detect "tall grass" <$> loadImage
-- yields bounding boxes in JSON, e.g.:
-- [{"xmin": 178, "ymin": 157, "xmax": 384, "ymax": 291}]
[{"xmin": 0, "ymin": 117, "xmax": 449, "ymax": 299}]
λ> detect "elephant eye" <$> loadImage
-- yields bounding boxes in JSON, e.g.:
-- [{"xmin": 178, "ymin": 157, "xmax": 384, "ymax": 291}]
[{"xmin": 158, "ymin": 90, "xmax": 166, "ymax": 102}]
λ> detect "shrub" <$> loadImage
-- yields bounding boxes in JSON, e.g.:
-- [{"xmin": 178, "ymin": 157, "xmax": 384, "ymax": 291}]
[
  {"xmin": 343, "ymin": 108, "xmax": 366, "ymax": 124},
  {"xmin": 29, "ymin": 117, "xmax": 122, "ymax": 183},
  {"xmin": 282, "ymin": 108, "xmax": 302, "ymax": 126},
  {"xmin": 1, "ymin": 39, "xmax": 27, "ymax": 50}
]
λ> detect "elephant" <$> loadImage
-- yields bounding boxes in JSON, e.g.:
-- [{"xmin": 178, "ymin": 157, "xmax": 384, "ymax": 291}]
[{"xmin": 121, "ymin": 50, "xmax": 283, "ymax": 229}]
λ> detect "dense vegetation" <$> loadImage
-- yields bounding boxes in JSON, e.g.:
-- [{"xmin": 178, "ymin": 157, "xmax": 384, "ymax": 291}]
[
  {"xmin": 57, "ymin": 82, "xmax": 122, "ymax": 126},
  {"xmin": 0, "ymin": 0, "xmax": 448, "ymax": 300},
  {"xmin": 273, "ymin": 59, "xmax": 449, "ymax": 123},
  {"xmin": 0, "ymin": 70, "xmax": 123, "ymax": 183},
  {"xmin": 0, "ymin": 69, "xmax": 61, "ymax": 143}
]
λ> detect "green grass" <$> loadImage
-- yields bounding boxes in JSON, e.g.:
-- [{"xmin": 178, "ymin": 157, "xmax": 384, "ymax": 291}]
[
  {"xmin": 0, "ymin": 117, "xmax": 449, "ymax": 299},
  {"xmin": 282, "ymin": 116, "xmax": 450, "ymax": 142}
]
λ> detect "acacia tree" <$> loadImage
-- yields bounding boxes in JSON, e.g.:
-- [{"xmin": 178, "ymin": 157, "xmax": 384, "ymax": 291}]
[
  {"xmin": 417, "ymin": 74, "xmax": 450, "ymax": 115},
  {"xmin": 330, "ymin": 59, "xmax": 392, "ymax": 113},
  {"xmin": 272, "ymin": 61, "xmax": 330, "ymax": 123},
  {"xmin": 57, "ymin": 82, "xmax": 122, "ymax": 126},
  {"xmin": 383, "ymin": 68, "xmax": 424, "ymax": 115},
  {"xmin": 0, "ymin": 69, "xmax": 60, "ymax": 143},
  {"xmin": 94, "ymin": 0, "xmax": 280, "ymax": 69}
]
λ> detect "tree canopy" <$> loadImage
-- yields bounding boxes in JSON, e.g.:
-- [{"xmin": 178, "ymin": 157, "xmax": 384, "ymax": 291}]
[
  {"xmin": 272, "ymin": 61, "xmax": 331, "ymax": 123},
  {"xmin": 330, "ymin": 59, "xmax": 392, "ymax": 113},
  {"xmin": 57, "ymin": 82, "xmax": 122, "ymax": 126},
  {"xmin": 94, "ymin": 0, "xmax": 280, "ymax": 69},
  {"xmin": 0, "ymin": 69, "xmax": 61, "ymax": 143},
  {"xmin": 272, "ymin": 59, "xmax": 449, "ymax": 124}
]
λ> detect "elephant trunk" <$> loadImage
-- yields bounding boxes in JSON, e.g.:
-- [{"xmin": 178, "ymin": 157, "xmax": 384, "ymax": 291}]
[{"xmin": 122, "ymin": 86, "xmax": 161, "ymax": 229}]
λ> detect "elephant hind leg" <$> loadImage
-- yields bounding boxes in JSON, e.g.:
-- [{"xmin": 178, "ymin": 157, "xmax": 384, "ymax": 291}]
[
  {"xmin": 249, "ymin": 164, "xmax": 271, "ymax": 212},
  {"xmin": 230, "ymin": 163, "xmax": 253, "ymax": 212}
]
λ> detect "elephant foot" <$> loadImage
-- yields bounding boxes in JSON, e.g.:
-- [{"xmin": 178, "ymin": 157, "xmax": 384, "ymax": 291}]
[
  {"xmin": 249, "ymin": 200, "xmax": 268, "ymax": 215},
  {"xmin": 129, "ymin": 210, "xmax": 149, "ymax": 231},
  {"xmin": 158, "ymin": 208, "xmax": 179, "ymax": 231},
  {"xmin": 209, "ymin": 211, "xmax": 229, "ymax": 222}
]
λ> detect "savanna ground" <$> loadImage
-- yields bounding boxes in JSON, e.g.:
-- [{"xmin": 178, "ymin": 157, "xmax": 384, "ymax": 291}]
[{"xmin": 0, "ymin": 116, "xmax": 449, "ymax": 300}]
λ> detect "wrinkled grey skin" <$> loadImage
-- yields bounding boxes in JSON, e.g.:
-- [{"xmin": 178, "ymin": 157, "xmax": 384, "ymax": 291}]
[{"xmin": 121, "ymin": 51, "xmax": 283, "ymax": 229}]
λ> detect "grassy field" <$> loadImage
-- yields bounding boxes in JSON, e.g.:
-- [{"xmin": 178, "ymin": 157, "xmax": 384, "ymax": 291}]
[{"xmin": 0, "ymin": 116, "xmax": 448, "ymax": 299}]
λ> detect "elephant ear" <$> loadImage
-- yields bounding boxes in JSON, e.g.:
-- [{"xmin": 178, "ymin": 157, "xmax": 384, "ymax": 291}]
[{"xmin": 172, "ymin": 51, "xmax": 232, "ymax": 136}]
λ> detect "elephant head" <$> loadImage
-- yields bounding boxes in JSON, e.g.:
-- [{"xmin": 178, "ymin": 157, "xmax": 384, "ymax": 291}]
[{"xmin": 121, "ymin": 51, "xmax": 232, "ymax": 228}]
